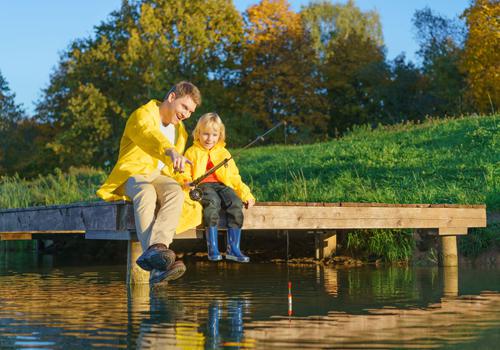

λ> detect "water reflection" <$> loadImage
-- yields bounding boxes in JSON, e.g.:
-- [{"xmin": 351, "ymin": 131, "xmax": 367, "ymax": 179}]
[
  {"xmin": 0, "ymin": 256, "xmax": 499, "ymax": 349},
  {"xmin": 129, "ymin": 283, "xmax": 253, "ymax": 349}
]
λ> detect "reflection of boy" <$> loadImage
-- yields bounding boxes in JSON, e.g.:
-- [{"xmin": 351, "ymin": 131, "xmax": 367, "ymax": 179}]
[{"xmin": 179, "ymin": 113, "xmax": 255, "ymax": 262}]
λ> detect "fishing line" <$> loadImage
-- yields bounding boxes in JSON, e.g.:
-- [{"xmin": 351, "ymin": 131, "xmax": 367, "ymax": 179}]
[{"xmin": 188, "ymin": 121, "xmax": 287, "ymax": 201}]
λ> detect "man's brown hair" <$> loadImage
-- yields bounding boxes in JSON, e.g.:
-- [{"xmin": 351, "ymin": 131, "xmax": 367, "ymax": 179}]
[{"xmin": 165, "ymin": 81, "xmax": 202, "ymax": 106}]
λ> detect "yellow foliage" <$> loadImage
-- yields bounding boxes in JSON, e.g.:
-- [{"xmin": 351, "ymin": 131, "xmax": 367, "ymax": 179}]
[
  {"xmin": 246, "ymin": 0, "xmax": 302, "ymax": 44},
  {"xmin": 462, "ymin": 0, "xmax": 500, "ymax": 112}
]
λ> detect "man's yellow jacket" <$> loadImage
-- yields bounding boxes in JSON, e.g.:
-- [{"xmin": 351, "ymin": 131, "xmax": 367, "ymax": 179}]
[
  {"xmin": 96, "ymin": 100, "xmax": 201, "ymax": 233},
  {"xmin": 179, "ymin": 141, "xmax": 255, "ymax": 203}
]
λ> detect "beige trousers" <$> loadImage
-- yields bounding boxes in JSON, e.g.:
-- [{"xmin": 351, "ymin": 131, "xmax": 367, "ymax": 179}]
[{"xmin": 125, "ymin": 170, "xmax": 184, "ymax": 251}]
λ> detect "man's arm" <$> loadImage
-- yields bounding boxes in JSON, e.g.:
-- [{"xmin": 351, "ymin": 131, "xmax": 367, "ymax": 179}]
[{"xmin": 126, "ymin": 109, "xmax": 190, "ymax": 171}]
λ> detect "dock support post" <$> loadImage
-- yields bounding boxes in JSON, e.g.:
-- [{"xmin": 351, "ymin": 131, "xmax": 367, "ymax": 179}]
[
  {"xmin": 127, "ymin": 240, "xmax": 149, "ymax": 284},
  {"xmin": 314, "ymin": 231, "xmax": 337, "ymax": 260},
  {"xmin": 438, "ymin": 236, "xmax": 458, "ymax": 267},
  {"xmin": 442, "ymin": 266, "xmax": 459, "ymax": 297}
]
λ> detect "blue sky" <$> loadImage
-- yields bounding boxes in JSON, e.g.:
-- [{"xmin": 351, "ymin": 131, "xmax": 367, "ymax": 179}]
[{"xmin": 0, "ymin": 0, "xmax": 469, "ymax": 115}]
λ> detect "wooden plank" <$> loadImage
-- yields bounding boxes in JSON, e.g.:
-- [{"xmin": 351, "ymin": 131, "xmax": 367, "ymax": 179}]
[
  {"xmin": 85, "ymin": 230, "xmax": 134, "ymax": 240},
  {"xmin": 0, "ymin": 233, "xmax": 32, "ymax": 240},
  {"xmin": 438, "ymin": 227, "xmax": 468, "ymax": 236},
  {"xmin": 242, "ymin": 206, "xmax": 486, "ymax": 230},
  {"xmin": 0, "ymin": 230, "xmax": 84, "ymax": 234},
  {"xmin": 85, "ymin": 229, "xmax": 201, "ymax": 240},
  {"xmin": 0, "ymin": 201, "xmax": 487, "ymax": 235},
  {"xmin": 255, "ymin": 201, "xmax": 486, "ymax": 208},
  {"xmin": 176, "ymin": 229, "xmax": 202, "ymax": 239},
  {"xmin": 288, "ymin": 206, "xmax": 485, "ymax": 220},
  {"xmin": 0, "ymin": 203, "xmax": 122, "ymax": 232}
]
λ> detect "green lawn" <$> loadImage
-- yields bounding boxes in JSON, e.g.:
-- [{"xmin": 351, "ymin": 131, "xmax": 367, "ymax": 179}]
[{"xmin": 1, "ymin": 114, "xmax": 498, "ymax": 260}]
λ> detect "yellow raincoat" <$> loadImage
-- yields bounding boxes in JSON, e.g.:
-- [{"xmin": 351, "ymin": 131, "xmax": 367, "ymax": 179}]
[
  {"xmin": 96, "ymin": 99, "xmax": 202, "ymax": 233},
  {"xmin": 179, "ymin": 141, "xmax": 255, "ymax": 203}
]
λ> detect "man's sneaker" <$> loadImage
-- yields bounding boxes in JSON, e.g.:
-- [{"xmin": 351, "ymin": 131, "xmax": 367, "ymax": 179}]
[
  {"xmin": 136, "ymin": 244, "xmax": 176, "ymax": 271},
  {"xmin": 149, "ymin": 261, "xmax": 187, "ymax": 286}
]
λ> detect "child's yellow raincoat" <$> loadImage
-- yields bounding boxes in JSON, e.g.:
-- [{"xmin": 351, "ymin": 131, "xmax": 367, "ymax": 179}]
[{"xmin": 179, "ymin": 141, "xmax": 255, "ymax": 203}]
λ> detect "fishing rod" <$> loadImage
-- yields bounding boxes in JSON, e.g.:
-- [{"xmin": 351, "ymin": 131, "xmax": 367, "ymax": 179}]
[{"xmin": 188, "ymin": 120, "xmax": 287, "ymax": 201}]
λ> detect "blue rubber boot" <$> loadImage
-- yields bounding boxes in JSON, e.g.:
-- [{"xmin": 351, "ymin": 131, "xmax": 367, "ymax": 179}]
[
  {"xmin": 226, "ymin": 228, "xmax": 250, "ymax": 263},
  {"xmin": 206, "ymin": 301, "xmax": 222, "ymax": 349},
  {"xmin": 206, "ymin": 226, "xmax": 222, "ymax": 261}
]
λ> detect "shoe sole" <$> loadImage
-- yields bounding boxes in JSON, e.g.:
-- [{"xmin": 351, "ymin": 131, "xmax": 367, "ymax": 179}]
[
  {"xmin": 150, "ymin": 261, "xmax": 187, "ymax": 285},
  {"xmin": 137, "ymin": 249, "xmax": 176, "ymax": 271},
  {"xmin": 226, "ymin": 254, "xmax": 250, "ymax": 263},
  {"xmin": 208, "ymin": 255, "xmax": 222, "ymax": 261}
]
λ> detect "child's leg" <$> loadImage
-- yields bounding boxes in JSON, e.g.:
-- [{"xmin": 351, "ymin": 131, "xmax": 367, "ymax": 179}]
[
  {"xmin": 217, "ymin": 186, "xmax": 244, "ymax": 228},
  {"xmin": 200, "ymin": 183, "xmax": 223, "ymax": 261},
  {"xmin": 199, "ymin": 183, "xmax": 222, "ymax": 227},
  {"xmin": 218, "ymin": 186, "xmax": 249, "ymax": 263}
]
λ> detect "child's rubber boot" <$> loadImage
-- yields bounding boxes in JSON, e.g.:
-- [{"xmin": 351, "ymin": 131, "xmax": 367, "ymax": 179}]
[
  {"xmin": 206, "ymin": 226, "xmax": 222, "ymax": 261},
  {"xmin": 226, "ymin": 228, "xmax": 250, "ymax": 263}
]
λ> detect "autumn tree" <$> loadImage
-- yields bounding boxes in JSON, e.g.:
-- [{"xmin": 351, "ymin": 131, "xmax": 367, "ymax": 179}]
[
  {"xmin": 461, "ymin": 0, "xmax": 500, "ymax": 113},
  {"xmin": 240, "ymin": 0, "xmax": 328, "ymax": 143},
  {"xmin": 36, "ymin": 0, "xmax": 243, "ymax": 168}
]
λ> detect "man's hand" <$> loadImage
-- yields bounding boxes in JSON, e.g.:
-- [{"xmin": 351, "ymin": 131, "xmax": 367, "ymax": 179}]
[
  {"xmin": 166, "ymin": 148, "xmax": 192, "ymax": 173},
  {"xmin": 182, "ymin": 180, "xmax": 194, "ymax": 191},
  {"xmin": 245, "ymin": 198, "xmax": 256, "ymax": 209}
]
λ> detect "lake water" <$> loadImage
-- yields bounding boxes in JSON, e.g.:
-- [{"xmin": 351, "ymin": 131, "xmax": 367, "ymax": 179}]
[{"xmin": 0, "ymin": 253, "xmax": 499, "ymax": 349}]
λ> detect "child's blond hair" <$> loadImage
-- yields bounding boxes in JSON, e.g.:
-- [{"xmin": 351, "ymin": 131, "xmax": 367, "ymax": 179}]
[{"xmin": 192, "ymin": 112, "xmax": 226, "ymax": 142}]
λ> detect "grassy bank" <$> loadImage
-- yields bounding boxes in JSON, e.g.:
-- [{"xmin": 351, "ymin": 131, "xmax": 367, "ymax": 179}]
[{"xmin": 1, "ymin": 114, "xmax": 498, "ymax": 260}]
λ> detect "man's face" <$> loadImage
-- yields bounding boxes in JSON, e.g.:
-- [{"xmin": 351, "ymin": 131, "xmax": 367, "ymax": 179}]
[{"xmin": 164, "ymin": 93, "xmax": 197, "ymax": 125}]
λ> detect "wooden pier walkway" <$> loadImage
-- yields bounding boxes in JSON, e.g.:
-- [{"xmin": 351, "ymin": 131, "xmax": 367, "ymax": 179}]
[{"xmin": 0, "ymin": 201, "xmax": 487, "ymax": 284}]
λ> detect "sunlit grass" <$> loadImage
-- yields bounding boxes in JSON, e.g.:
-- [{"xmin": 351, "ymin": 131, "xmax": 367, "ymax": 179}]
[{"xmin": 1, "ymin": 114, "xmax": 498, "ymax": 260}]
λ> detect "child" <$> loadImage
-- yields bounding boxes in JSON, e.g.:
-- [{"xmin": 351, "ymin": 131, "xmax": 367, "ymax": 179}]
[{"xmin": 182, "ymin": 112, "xmax": 255, "ymax": 262}]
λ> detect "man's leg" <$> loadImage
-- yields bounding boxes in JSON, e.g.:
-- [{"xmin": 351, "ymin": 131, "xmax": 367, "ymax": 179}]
[
  {"xmin": 125, "ymin": 173, "xmax": 177, "ymax": 273},
  {"xmin": 147, "ymin": 175, "xmax": 187, "ymax": 284},
  {"xmin": 150, "ymin": 175, "xmax": 185, "ymax": 247},
  {"xmin": 125, "ymin": 174, "xmax": 158, "ymax": 251}
]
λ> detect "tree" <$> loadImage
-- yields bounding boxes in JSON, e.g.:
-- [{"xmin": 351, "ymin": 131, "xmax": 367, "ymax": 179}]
[
  {"xmin": 301, "ymin": 0, "xmax": 383, "ymax": 64},
  {"xmin": 381, "ymin": 54, "xmax": 430, "ymax": 123},
  {"xmin": 324, "ymin": 32, "xmax": 389, "ymax": 134},
  {"xmin": 0, "ymin": 71, "xmax": 23, "ymax": 129},
  {"xmin": 462, "ymin": 0, "xmax": 500, "ymax": 113},
  {"xmin": 0, "ymin": 71, "xmax": 57, "ymax": 177},
  {"xmin": 36, "ymin": 0, "xmax": 244, "ymax": 168},
  {"xmin": 240, "ymin": 0, "xmax": 328, "ymax": 143},
  {"xmin": 412, "ymin": 7, "xmax": 467, "ymax": 116},
  {"xmin": 301, "ymin": 1, "xmax": 387, "ymax": 135},
  {"xmin": 0, "ymin": 71, "xmax": 24, "ymax": 174}
]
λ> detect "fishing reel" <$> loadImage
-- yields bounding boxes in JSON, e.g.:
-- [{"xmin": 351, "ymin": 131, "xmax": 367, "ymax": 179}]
[{"xmin": 189, "ymin": 186, "xmax": 203, "ymax": 201}]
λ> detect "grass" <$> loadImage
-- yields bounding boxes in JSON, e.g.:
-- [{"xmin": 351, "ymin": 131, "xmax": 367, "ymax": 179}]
[
  {"xmin": 239, "ymin": 114, "xmax": 499, "ymax": 208},
  {"xmin": 1, "ymin": 114, "xmax": 498, "ymax": 260},
  {"xmin": 0, "ymin": 167, "xmax": 106, "ymax": 209}
]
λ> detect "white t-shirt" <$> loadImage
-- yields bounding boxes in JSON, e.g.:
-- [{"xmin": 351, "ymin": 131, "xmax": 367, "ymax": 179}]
[{"xmin": 157, "ymin": 123, "xmax": 176, "ymax": 170}]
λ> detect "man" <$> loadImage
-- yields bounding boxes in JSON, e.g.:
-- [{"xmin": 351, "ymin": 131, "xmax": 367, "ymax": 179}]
[{"xmin": 97, "ymin": 81, "xmax": 202, "ymax": 285}]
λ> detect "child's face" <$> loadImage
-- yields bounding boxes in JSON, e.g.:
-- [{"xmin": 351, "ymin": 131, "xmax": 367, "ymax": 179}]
[{"xmin": 199, "ymin": 126, "xmax": 220, "ymax": 150}]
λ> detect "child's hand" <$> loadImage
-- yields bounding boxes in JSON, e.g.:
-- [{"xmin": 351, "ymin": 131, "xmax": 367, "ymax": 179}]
[{"xmin": 245, "ymin": 198, "xmax": 256, "ymax": 209}]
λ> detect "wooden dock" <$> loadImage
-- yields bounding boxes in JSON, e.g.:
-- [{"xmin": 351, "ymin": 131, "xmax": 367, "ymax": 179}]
[{"xmin": 0, "ymin": 201, "xmax": 487, "ymax": 284}]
